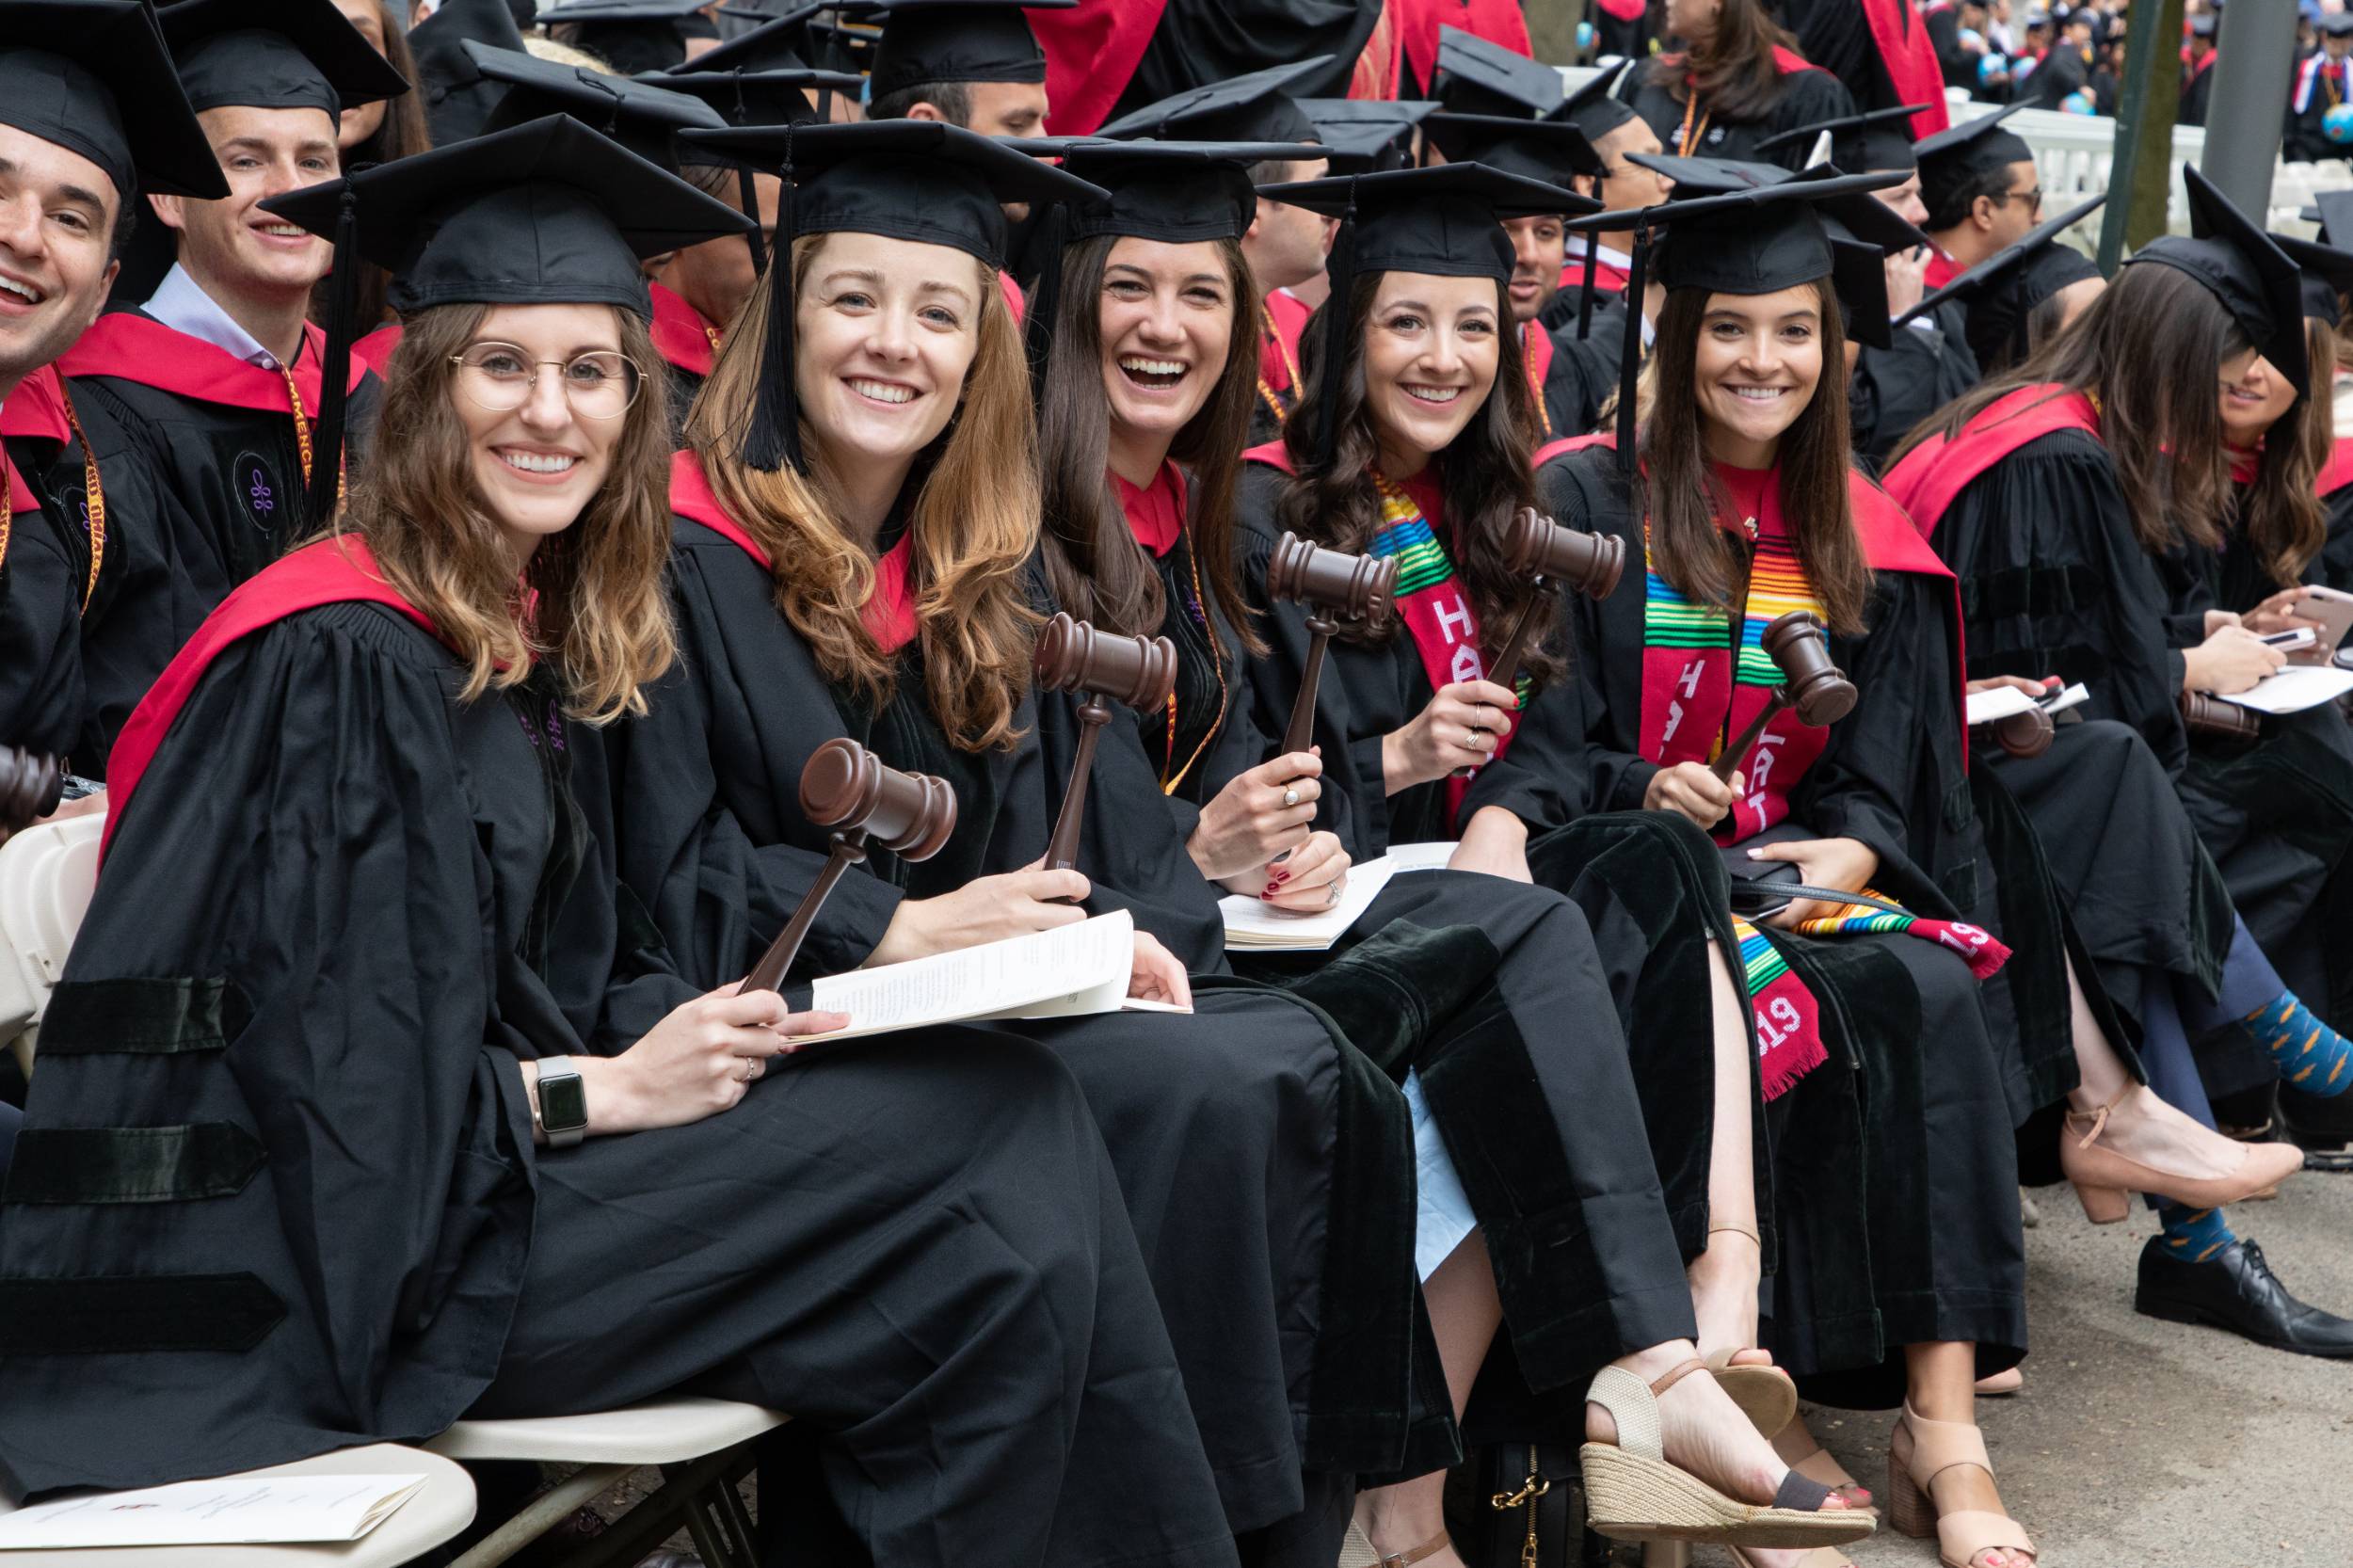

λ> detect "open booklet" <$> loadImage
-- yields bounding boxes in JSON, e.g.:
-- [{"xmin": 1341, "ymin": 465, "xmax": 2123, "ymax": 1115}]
[
  {"xmin": 0, "ymin": 1474, "xmax": 426, "ymax": 1549},
  {"xmin": 2215, "ymin": 664, "xmax": 2353, "ymax": 715},
  {"xmin": 1962, "ymin": 682, "xmax": 2089, "ymax": 726},
  {"xmin": 804, "ymin": 909, "xmax": 1185, "ymax": 1041},
  {"xmin": 1219, "ymin": 841, "xmax": 1459, "ymax": 952}
]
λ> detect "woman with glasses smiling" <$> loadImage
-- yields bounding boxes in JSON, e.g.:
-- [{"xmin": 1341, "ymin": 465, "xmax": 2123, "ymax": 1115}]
[{"xmin": 0, "ymin": 118, "xmax": 1244, "ymax": 1568}]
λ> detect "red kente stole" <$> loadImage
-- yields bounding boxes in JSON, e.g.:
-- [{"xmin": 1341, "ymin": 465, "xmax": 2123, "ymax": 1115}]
[
  {"xmin": 102, "ymin": 537, "xmax": 442, "ymax": 861},
  {"xmin": 648, "ymin": 282, "xmax": 719, "ymax": 379},
  {"xmin": 666, "ymin": 450, "xmax": 916, "ymax": 653},
  {"xmin": 1880, "ymin": 384, "xmax": 2101, "ymax": 541}
]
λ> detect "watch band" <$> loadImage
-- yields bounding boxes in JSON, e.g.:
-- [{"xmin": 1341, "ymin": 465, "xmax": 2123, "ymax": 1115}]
[{"xmin": 535, "ymin": 1056, "xmax": 588, "ymax": 1149}]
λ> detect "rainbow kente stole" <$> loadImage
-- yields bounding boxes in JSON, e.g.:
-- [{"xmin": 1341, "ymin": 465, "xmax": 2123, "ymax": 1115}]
[
  {"xmin": 1368, "ymin": 471, "xmax": 1521, "ymax": 824},
  {"xmin": 1640, "ymin": 463, "xmax": 2009, "ymax": 1098}
]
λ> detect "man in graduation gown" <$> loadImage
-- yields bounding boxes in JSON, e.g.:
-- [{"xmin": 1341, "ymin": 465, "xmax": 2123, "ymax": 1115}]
[
  {"xmin": 1756, "ymin": 105, "xmax": 1982, "ymax": 468},
  {"xmin": 2180, "ymin": 13, "xmax": 2218, "ymax": 128},
  {"xmin": 1543, "ymin": 66, "xmax": 1673, "ymax": 349},
  {"xmin": 2288, "ymin": 14, "xmax": 2353, "ymax": 164},
  {"xmin": 54, "ymin": 0, "xmax": 408, "ymax": 774},
  {"xmin": 855, "ymin": 0, "xmax": 1072, "ymax": 137},
  {"xmin": 1914, "ymin": 102, "xmax": 2041, "ymax": 290},
  {"xmin": 0, "ymin": 5, "xmax": 228, "ymax": 776}
]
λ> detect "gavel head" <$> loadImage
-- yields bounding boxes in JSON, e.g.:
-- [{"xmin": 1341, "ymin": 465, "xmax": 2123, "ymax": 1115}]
[
  {"xmin": 2179, "ymin": 690, "xmax": 2263, "ymax": 744},
  {"xmin": 0, "ymin": 747, "xmax": 63, "ymax": 836},
  {"xmin": 1501, "ymin": 507, "xmax": 1625, "ymax": 601},
  {"xmin": 1032, "ymin": 613, "xmax": 1178, "ymax": 712},
  {"xmin": 1266, "ymin": 531, "xmax": 1398, "ymax": 622},
  {"xmin": 1991, "ymin": 706, "xmax": 2056, "ymax": 760},
  {"xmin": 797, "ymin": 737, "xmax": 957, "ymax": 860},
  {"xmin": 1759, "ymin": 611, "xmax": 1859, "ymax": 727}
]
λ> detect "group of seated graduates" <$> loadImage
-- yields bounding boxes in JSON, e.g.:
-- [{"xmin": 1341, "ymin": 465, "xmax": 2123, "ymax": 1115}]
[{"xmin": 4, "ymin": 3, "xmax": 2353, "ymax": 1568}]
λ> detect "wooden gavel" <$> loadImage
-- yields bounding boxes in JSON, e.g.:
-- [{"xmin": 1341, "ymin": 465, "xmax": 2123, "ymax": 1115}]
[
  {"xmin": 1033, "ymin": 612, "xmax": 1177, "ymax": 882},
  {"xmin": 1269, "ymin": 532, "xmax": 1399, "ymax": 757},
  {"xmin": 1984, "ymin": 705, "xmax": 2055, "ymax": 759},
  {"xmin": 1708, "ymin": 611, "xmax": 1859, "ymax": 782},
  {"xmin": 1451, "ymin": 509, "xmax": 1626, "ymax": 776},
  {"xmin": 741, "ymin": 737, "xmax": 956, "ymax": 994},
  {"xmin": 0, "ymin": 748, "xmax": 63, "ymax": 840},
  {"xmin": 2180, "ymin": 689, "xmax": 2262, "ymax": 744}
]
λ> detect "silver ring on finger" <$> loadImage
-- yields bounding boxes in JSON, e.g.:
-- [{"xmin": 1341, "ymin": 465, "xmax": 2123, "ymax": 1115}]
[
  {"xmin": 1282, "ymin": 786, "xmax": 1301, "ymax": 808},
  {"xmin": 740, "ymin": 1058, "xmax": 758, "ymax": 1083},
  {"xmin": 1324, "ymin": 880, "xmax": 1342, "ymax": 908}
]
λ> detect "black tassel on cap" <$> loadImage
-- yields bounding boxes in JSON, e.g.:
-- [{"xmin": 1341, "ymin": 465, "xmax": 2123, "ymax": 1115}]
[
  {"xmin": 1021, "ymin": 201, "xmax": 1067, "ymax": 409},
  {"xmin": 1308, "ymin": 176, "xmax": 1360, "ymax": 468},
  {"xmin": 736, "ymin": 163, "xmax": 766, "ymax": 275},
  {"xmin": 1612, "ymin": 221, "xmax": 1651, "ymax": 476},
  {"xmin": 743, "ymin": 121, "xmax": 801, "ymax": 472},
  {"xmin": 1575, "ymin": 237, "xmax": 1599, "ymax": 341},
  {"xmin": 307, "ymin": 179, "xmax": 361, "ymax": 526}
]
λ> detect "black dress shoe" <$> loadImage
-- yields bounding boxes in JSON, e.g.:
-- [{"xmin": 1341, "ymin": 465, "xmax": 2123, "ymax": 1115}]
[{"xmin": 2135, "ymin": 1237, "xmax": 2353, "ymax": 1357}]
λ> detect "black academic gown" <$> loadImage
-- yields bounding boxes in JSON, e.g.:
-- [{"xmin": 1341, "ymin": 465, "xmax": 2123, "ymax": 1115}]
[
  {"xmin": 599, "ymin": 497, "xmax": 1417, "ymax": 1540},
  {"xmin": 1622, "ymin": 56, "xmax": 1857, "ymax": 169},
  {"xmin": 2287, "ymin": 50, "xmax": 2353, "ymax": 163},
  {"xmin": 0, "ymin": 592, "xmax": 1236, "ymax": 1568},
  {"xmin": 1848, "ymin": 307, "xmax": 1980, "ymax": 472},
  {"xmin": 2321, "ymin": 463, "xmax": 2353, "ymax": 593},
  {"xmin": 1529, "ymin": 320, "xmax": 1618, "ymax": 446},
  {"xmin": 2180, "ymin": 53, "xmax": 2217, "ymax": 128},
  {"xmin": 1535, "ymin": 444, "xmax": 2027, "ymax": 1405},
  {"xmin": 1047, "ymin": 475, "xmax": 1702, "ymax": 1452},
  {"xmin": 0, "ymin": 446, "xmax": 83, "ymax": 760}
]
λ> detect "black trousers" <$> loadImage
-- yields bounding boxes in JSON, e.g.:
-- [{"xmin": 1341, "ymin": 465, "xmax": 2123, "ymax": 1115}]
[{"xmin": 473, "ymin": 1028, "xmax": 1240, "ymax": 1568}]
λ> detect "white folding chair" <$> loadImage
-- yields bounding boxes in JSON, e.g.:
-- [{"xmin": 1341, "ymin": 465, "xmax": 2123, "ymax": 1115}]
[{"xmin": 0, "ymin": 811, "xmax": 101, "ymax": 1082}]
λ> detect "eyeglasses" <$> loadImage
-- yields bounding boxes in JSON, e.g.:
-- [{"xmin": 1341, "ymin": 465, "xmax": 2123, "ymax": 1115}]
[
  {"xmin": 449, "ymin": 342, "xmax": 644, "ymax": 420},
  {"xmin": 1994, "ymin": 185, "xmax": 2044, "ymax": 215}
]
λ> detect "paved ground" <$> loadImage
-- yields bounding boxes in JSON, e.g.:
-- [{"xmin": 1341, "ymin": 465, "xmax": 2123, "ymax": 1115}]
[{"xmin": 1697, "ymin": 1169, "xmax": 2353, "ymax": 1568}]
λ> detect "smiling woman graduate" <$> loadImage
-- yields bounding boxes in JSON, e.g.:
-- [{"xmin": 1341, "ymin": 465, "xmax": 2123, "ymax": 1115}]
[{"xmin": 0, "ymin": 116, "xmax": 1242, "ymax": 1568}]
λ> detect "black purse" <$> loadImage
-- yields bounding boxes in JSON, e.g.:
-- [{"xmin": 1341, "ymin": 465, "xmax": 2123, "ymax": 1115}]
[{"xmin": 1445, "ymin": 1445, "xmax": 1641, "ymax": 1568}]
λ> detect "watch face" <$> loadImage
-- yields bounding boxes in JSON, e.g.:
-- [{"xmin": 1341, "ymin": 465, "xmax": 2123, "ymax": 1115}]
[{"xmin": 540, "ymin": 1070, "xmax": 589, "ymax": 1133}]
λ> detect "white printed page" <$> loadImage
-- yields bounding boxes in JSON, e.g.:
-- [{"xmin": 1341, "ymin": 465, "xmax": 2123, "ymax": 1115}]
[
  {"xmin": 2216, "ymin": 664, "xmax": 2353, "ymax": 714},
  {"xmin": 808, "ymin": 910, "xmax": 1137, "ymax": 1039},
  {"xmin": 0, "ymin": 1475, "xmax": 426, "ymax": 1548}
]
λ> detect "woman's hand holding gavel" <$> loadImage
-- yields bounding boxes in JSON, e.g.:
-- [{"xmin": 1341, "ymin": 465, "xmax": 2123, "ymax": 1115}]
[
  {"xmin": 1186, "ymin": 749, "xmax": 1324, "ymax": 879},
  {"xmin": 1383, "ymin": 679, "xmax": 1519, "ymax": 793},
  {"xmin": 1644, "ymin": 760, "xmax": 1745, "ymax": 829}
]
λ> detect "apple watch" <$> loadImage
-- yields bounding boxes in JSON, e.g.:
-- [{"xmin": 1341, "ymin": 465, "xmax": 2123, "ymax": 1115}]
[{"xmin": 535, "ymin": 1057, "xmax": 588, "ymax": 1149}]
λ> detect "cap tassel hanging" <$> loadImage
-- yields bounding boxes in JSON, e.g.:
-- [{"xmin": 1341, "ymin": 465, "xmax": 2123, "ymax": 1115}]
[
  {"xmin": 1612, "ymin": 221, "xmax": 1652, "ymax": 477},
  {"xmin": 307, "ymin": 181, "xmax": 361, "ymax": 525},
  {"xmin": 1022, "ymin": 202, "xmax": 1068, "ymax": 408},
  {"xmin": 1575, "ymin": 237, "xmax": 1600, "ymax": 341},
  {"xmin": 1309, "ymin": 178, "xmax": 1361, "ymax": 468},
  {"xmin": 744, "ymin": 122, "xmax": 801, "ymax": 472},
  {"xmin": 727, "ymin": 73, "xmax": 767, "ymax": 277}
]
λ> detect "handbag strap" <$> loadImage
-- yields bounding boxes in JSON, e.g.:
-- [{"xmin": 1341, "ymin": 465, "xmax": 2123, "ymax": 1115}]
[{"xmin": 1725, "ymin": 882, "xmax": 1912, "ymax": 918}]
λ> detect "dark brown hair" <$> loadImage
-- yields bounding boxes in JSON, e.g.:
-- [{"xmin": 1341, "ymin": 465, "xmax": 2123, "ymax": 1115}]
[
  {"xmin": 1276, "ymin": 269, "xmax": 1562, "ymax": 684},
  {"xmin": 339, "ymin": 300, "xmax": 678, "ymax": 719},
  {"xmin": 1037, "ymin": 231, "xmax": 1262, "ymax": 651},
  {"xmin": 1643, "ymin": 278, "xmax": 1869, "ymax": 633},
  {"xmin": 1648, "ymin": 0, "xmax": 1809, "ymax": 124},
  {"xmin": 2246, "ymin": 318, "xmax": 2330, "ymax": 586},
  {"xmin": 1893, "ymin": 261, "xmax": 2275, "ymax": 564}
]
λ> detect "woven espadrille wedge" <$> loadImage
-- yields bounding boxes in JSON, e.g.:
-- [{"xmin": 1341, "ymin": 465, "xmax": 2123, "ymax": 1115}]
[{"xmin": 1579, "ymin": 1359, "xmax": 1877, "ymax": 1548}]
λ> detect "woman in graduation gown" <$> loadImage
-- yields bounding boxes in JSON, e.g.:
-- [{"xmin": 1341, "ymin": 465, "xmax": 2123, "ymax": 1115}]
[
  {"xmin": 598, "ymin": 120, "xmax": 1439, "ymax": 1564},
  {"xmin": 0, "ymin": 118, "xmax": 1243, "ymax": 1568},
  {"xmin": 1027, "ymin": 144, "xmax": 1870, "ymax": 1567},
  {"xmin": 1527, "ymin": 171, "xmax": 2041, "ymax": 1568},
  {"xmin": 1618, "ymin": 0, "xmax": 1855, "ymax": 170}
]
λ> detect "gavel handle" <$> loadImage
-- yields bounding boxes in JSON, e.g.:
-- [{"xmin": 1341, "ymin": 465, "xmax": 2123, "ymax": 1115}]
[
  {"xmin": 1283, "ymin": 620, "xmax": 1335, "ymax": 757},
  {"xmin": 1449, "ymin": 588, "xmax": 1550, "ymax": 780},
  {"xmin": 1709, "ymin": 689, "xmax": 1791, "ymax": 783},
  {"xmin": 744, "ymin": 832, "xmax": 869, "ymax": 994},
  {"xmin": 1043, "ymin": 696, "xmax": 1111, "ymax": 899}
]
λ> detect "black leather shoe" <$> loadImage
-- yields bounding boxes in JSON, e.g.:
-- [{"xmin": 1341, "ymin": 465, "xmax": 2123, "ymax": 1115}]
[{"xmin": 2136, "ymin": 1237, "xmax": 2353, "ymax": 1357}]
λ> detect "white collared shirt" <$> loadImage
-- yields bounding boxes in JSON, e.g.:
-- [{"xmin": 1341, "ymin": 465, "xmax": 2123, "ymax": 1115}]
[{"xmin": 143, "ymin": 264, "xmax": 293, "ymax": 372}]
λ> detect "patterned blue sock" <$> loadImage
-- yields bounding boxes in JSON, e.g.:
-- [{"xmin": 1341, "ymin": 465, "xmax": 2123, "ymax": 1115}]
[
  {"xmin": 2157, "ymin": 1203, "xmax": 2238, "ymax": 1266},
  {"xmin": 2244, "ymin": 990, "xmax": 2353, "ymax": 1099}
]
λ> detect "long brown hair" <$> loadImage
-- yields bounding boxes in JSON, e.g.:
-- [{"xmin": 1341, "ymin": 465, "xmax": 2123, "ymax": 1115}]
[
  {"xmin": 1276, "ymin": 269, "xmax": 1561, "ymax": 684},
  {"xmin": 1643, "ymin": 279, "xmax": 1869, "ymax": 633},
  {"xmin": 340, "ymin": 300, "xmax": 678, "ymax": 720},
  {"xmin": 2251, "ymin": 317, "xmax": 2336, "ymax": 586},
  {"xmin": 685, "ymin": 232, "xmax": 1040, "ymax": 752},
  {"xmin": 1648, "ymin": 0, "xmax": 1808, "ymax": 123},
  {"xmin": 1892, "ymin": 261, "xmax": 2282, "ymax": 566},
  {"xmin": 1037, "ymin": 231, "xmax": 1262, "ymax": 650},
  {"xmin": 312, "ymin": 1, "xmax": 431, "ymax": 332}
]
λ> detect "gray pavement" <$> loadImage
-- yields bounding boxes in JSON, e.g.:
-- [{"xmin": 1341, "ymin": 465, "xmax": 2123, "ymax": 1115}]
[{"xmin": 1704, "ymin": 1171, "xmax": 2353, "ymax": 1568}]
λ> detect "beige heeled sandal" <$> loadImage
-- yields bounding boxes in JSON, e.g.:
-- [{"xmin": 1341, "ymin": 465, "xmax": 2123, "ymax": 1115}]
[
  {"xmin": 1338, "ymin": 1522, "xmax": 1380, "ymax": 1568},
  {"xmin": 1887, "ymin": 1401, "xmax": 2036, "ymax": 1568},
  {"xmin": 2060, "ymin": 1087, "xmax": 2304, "ymax": 1224},
  {"xmin": 1580, "ymin": 1359, "xmax": 1875, "ymax": 1548}
]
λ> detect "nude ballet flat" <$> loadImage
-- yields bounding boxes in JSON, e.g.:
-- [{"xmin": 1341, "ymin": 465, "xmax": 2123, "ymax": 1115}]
[{"xmin": 2060, "ymin": 1088, "xmax": 2306, "ymax": 1223}]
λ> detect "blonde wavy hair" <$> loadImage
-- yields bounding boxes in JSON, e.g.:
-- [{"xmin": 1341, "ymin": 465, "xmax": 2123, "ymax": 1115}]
[
  {"xmin": 334, "ymin": 300, "xmax": 678, "ymax": 722},
  {"xmin": 684, "ymin": 232, "xmax": 1040, "ymax": 751}
]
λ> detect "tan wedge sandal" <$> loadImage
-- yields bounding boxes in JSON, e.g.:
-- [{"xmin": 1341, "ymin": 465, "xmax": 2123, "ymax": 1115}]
[
  {"xmin": 1887, "ymin": 1401, "xmax": 2037, "ymax": 1568},
  {"xmin": 1705, "ymin": 1347, "xmax": 1798, "ymax": 1439},
  {"xmin": 1580, "ymin": 1359, "xmax": 1876, "ymax": 1548}
]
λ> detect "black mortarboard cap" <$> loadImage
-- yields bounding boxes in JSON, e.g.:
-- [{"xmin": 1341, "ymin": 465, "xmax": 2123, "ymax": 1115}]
[
  {"xmin": 0, "ymin": 1, "xmax": 227, "ymax": 200},
  {"xmin": 1753, "ymin": 104, "xmax": 1929, "ymax": 174},
  {"xmin": 471, "ymin": 42, "xmax": 727, "ymax": 171},
  {"xmin": 682, "ymin": 4, "xmax": 826, "ymax": 69},
  {"xmin": 536, "ymin": 0, "xmax": 710, "ymax": 74},
  {"xmin": 2311, "ymin": 189, "xmax": 2353, "ymax": 253},
  {"xmin": 862, "ymin": 0, "xmax": 1078, "ymax": 101},
  {"xmin": 1433, "ymin": 25, "xmax": 1564, "ymax": 119},
  {"xmin": 1298, "ymin": 98, "xmax": 1438, "ymax": 173},
  {"xmin": 652, "ymin": 65, "xmax": 856, "ymax": 136},
  {"xmin": 1551, "ymin": 60, "xmax": 1637, "ymax": 143},
  {"xmin": 1424, "ymin": 113, "xmax": 1605, "ymax": 184},
  {"xmin": 160, "ymin": 0, "xmax": 412, "ymax": 120},
  {"xmin": 1091, "ymin": 58, "xmax": 1328, "ymax": 145},
  {"xmin": 1257, "ymin": 162, "xmax": 1592, "ymax": 462},
  {"xmin": 676, "ymin": 118, "xmax": 1106, "ymax": 469},
  {"xmin": 261, "ymin": 113, "xmax": 750, "ymax": 525},
  {"xmin": 1896, "ymin": 191, "xmax": 2104, "ymax": 369},
  {"xmin": 2272, "ymin": 228, "xmax": 2353, "ymax": 327},
  {"xmin": 2126, "ymin": 164, "xmax": 2307, "ymax": 392},
  {"xmin": 408, "ymin": 0, "xmax": 530, "ymax": 148},
  {"xmin": 1913, "ymin": 102, "xmax": 2033, "ymax": 214}
]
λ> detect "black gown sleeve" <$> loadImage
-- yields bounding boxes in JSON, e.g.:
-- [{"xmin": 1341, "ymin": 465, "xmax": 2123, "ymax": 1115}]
[
  {"xmin": 0, "ymin": 487, "xmax": 84, "ymax": 759},
  {"xmin": 1539, "ymin": 448, "xmax": 1665, "ymax": 813},
  {"xmin": 2323, "ymin": 486, "xmax": 2353, "ymax": 594},
  {"xmin": 1847, "ymin": 312, "xmax": 1980, "ymax": 472}
]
